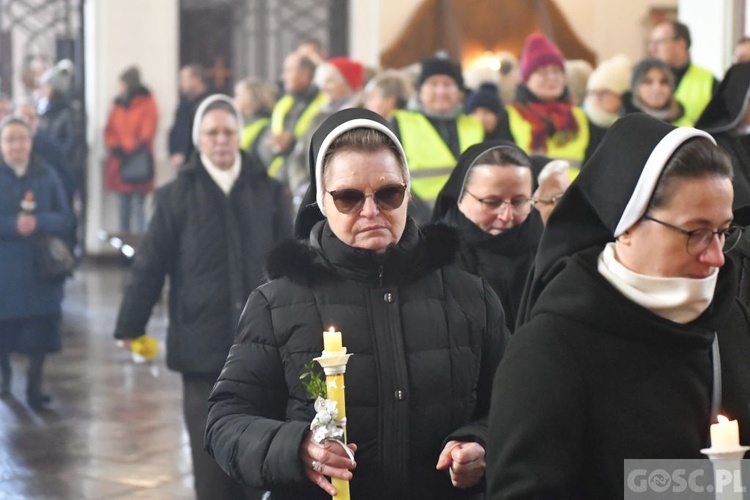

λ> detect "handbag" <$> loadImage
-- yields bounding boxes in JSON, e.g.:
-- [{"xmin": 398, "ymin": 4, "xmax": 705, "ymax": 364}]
[
  {"xmin": 119, "ymin": 147, "xmax": 154, "ymax": 184},
  {"xmin": 33, "ymin": 235, "xmax": 76, "ymax": 281}
]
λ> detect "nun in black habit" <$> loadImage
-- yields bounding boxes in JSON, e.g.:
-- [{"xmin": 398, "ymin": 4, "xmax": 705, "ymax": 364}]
[
  {"xmin": 695, "ymin": 61, "xmax": 750, "ymax": 209},
  {"xmin": 487, "ymin": 114, "xmax": 750, "ymax": 499},
  {"xmin": 431, "ymin": 140, "xmax": 544, "ymax": 330}
]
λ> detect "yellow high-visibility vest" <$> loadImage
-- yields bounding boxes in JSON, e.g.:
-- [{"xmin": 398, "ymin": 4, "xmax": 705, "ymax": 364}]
[
  {"xmin": 506, "ymin": 105, "xmax": 590, "ymax": 165},
  {"xmin": 240, "ymin": 118, "xmax": 269, "ymax": 152},
  {"xmin": 393, "ymin": 110, "xmax": 484, "ymax": 203},
  {"xmin": 268, "ymin": 92, "xmax": 326, "ymax": 176},
  {"xmin": 674, "ymin": 64, "xmax": 714, "ymax": 124}
]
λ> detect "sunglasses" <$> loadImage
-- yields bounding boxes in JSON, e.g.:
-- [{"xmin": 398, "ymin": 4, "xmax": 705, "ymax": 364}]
[{"xmin": 326, "ymin": 183, "xmax": 407, "ymax": 214}]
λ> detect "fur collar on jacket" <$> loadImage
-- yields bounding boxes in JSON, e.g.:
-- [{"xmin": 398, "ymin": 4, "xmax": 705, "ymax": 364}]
[{"xmin": 266, "ymin": 221, "xmax": 459, "ymax": 286}]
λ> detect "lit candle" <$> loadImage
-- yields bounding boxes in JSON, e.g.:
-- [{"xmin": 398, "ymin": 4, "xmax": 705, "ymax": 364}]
[
  {"xmin": 711, "ymin": 415, "xmax": 741, "ymax": 451},
  {"xmin": 318, "ymin": 326, "xmax": 350, "ymax": 500},
  {"xmin": 323, "ymin": 327, "xmax": 344, "ymax": 353}
]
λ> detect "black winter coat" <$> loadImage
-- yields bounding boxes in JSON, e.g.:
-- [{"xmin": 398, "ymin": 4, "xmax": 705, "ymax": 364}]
[
  {"xmin": 487, "ymin": 247, "xmax": 750, "ymax": 499},
  {"xmin": 206, "ymin": 220, "xmax": 508, "ymax": 499},
  {"xmin": 113, "ymin": 152, "xmax": 292, "ymax": 375}
]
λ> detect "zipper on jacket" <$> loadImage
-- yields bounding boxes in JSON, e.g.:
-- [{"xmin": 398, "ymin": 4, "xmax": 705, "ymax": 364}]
[{"xmin": 377, "ymin": 265, "xmax": 384, "ymax": 287}]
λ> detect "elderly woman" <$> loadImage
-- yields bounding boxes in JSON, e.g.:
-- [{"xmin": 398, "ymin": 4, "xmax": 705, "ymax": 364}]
[
  {"xmin": 432, "ymin": 141, "xmax": 543, "ymax": 331},
  {"xmin": 0, "ymin": 116, "xmax": 72, "ymax": 408},
  {"xmin": 505, "ymin": 33, "xmax": 604, "ymax": 169},
  {"xmin": 487, "ymin": 114, "xmax": 750, "ymax": 498},
  {"xmin": 114, "ymin": 94, "xmax": 291, "ymax": 500},
  {"xmin": 623, "ymin": 58, "xmax": 692, "ymax": 126},
  {"xmin": 530, "ymin": 156, "xmax": 572, "ymax": 225},
  {"xmin": 205, "ymin": 108, "xmax": 507, "ymax": 499}
]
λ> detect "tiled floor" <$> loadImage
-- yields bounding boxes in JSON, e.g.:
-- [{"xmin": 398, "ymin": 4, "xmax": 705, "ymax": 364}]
[{"xmin": 0, "ymin": 261, "xmax": 195, "ymax": 499}]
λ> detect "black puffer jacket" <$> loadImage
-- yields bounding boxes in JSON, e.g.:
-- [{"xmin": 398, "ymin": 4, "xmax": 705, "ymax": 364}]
[
  {"xmin": 205, "ymin": 219, "xmax": 508, "ymax": 499},
  {"xmin": 113, "ymin": 152, "xmax": 292, "ymax": 375}
]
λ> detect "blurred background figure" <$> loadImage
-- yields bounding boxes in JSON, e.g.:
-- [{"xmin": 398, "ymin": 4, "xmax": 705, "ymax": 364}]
[
  {"xmin": 465, "ymin": 82, "xmax": 507, "ymax": 140},
  {"xmin": 364, "ymin": 69, "xmax": 413, "ymax": 119},
  {"xmin": 497, "ymin": 51, "xmax": 521, "ymax": 105},
  {"xmin": 564, "ymin": 59, "xmax": 593, "ymax": 107},
  {"xmin": 432, "ymin": 141, "xmax": 543, "ymax": 331},
  {"xmin": 695, "ymin": 62, "xmax": 750, "ymax": 209},
  {"xmin": 261, "ymin": 51, "xmax": 324, "ymax": 183},
  {"xmin": 37, "ymin": 62, "xmax": 82, "ymax": 176},
  {"xmin": 623, "ymin": 58, "xmax": 692, "ymax": 126},
  {"xmin": 14, "ymin": 99, "xmax": 77, "ymax": 247},
  {"xmin": 391, "ymin": 55, "xmax": 484, "ymax": 222},
  {"xmin": 284, "ymin": 57, "xmax": 365, "ymax": 207},
  {"xmin": 648, "ymin": 20, "xmax": 717, "ymax": 123},
  {"xmin": 234, "ymin": 77, "xmax": 277, "ymax": 168},
  {"xmin": 530, "ymin": 156, "xmax": 572, "ymax": 225},
  {"xmin": 168, "ymin": 64, "xmax": 210, "ymax": 170},
  {"xmin": 735, "ymin": 36, "xmax": 750, "ymax": 64},
  {"xmin": 583, "ymin": 55, "xmax": 632, "ymax": 129},
  {"xmin": 505, "ymin": 33, "xmax": 604, "ymax": 171},
  {"xmin": 0, "ymin": 116, "xmax": 72, "ymax": 409},
  {"xmin": 103, "ymin": 66, "xmax": 158, "ymax": 234},
  {"xmin": 296, "ymin": 38, "xmax": 327, "ymax": 66}
]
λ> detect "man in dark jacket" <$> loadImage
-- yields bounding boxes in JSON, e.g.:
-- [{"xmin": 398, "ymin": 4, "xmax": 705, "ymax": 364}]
[
  {"xmin": 114, "ymin": 95, "xmax": 292, "ymax": 500},
  {"xmin": 168, "ymin": 63, "xmax": 211, "ymax": 169}
]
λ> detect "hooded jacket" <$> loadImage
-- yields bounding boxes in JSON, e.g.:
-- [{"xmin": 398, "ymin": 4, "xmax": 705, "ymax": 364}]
[
  {"xmin": 205, "ymin": 109, "xmax": 508, "ymax": 499},
  {"xmin": 432, "ymin": 141, "xmax": 543, "ymax": 330},
  {"xmin": 487, "ymin": 114, "xmax": 750, "ymax": 499},
  {"xmin": 695, "ymin": 61, "xmax": 750, "ymax": 209}
]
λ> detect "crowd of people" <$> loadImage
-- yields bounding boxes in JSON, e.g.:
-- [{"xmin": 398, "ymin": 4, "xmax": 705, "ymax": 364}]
[{"xmin": 5, "ymin": 16, "xmax": 750, "ymax": 500}]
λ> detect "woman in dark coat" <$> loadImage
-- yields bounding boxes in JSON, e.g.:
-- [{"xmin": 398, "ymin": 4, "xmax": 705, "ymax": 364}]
[
  {"xmin": 487, "ymin": 114, "xmax": 750, "ymax": 499},
  {"xmin": 113, "ymin": 95, "xmax": 292, "ymax": 500},
  {"xmin": 0, "ymin": 116, "xmax": 72, "ymax": 408},
  {"xmin": 432, "ymin": 140, "xmax": 543, "ymax": 330},
  {"xmin": 205, "ymin": 108, "xmax": 508, "ymax": 499},
  {"xmin": 695, "ymin": 61, "xmax": 750, "ymax": 209},
  {"xmin": 104, "ymin": 66, "xmax": 159, "ymax": 233}
]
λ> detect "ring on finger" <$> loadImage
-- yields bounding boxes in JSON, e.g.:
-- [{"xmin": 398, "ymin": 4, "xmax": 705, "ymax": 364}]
[{"xmin": 312, "ymin": 460, "xmax": 319, "ymax": 472}]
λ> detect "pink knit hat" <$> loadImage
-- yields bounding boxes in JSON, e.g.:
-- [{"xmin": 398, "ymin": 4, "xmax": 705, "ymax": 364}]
[{"xmin": 520, "ymin": 33, "xmax": 565, "ymax": 83}]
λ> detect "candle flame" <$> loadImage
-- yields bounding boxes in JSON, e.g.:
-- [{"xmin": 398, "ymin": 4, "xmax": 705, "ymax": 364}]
[
  {"xmin": 328, "ymin": 326, "xmax": 335, "ymax": 333},
  {"xmin": 718, "ymin": 414, "xmax": 729, "ymax": 423}
]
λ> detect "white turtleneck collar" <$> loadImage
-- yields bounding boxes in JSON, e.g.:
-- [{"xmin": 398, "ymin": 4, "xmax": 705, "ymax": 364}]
[
  {"xmin": 7, "ymin": 162, "xmax": 28, "ymax": 177},
  {"xmin": 597, "ymin": 242, "xmax": 718, "ymax": 324},
  {"xmin": 200, "ymin": 153, "xmax": 241, "ymax": 196}
]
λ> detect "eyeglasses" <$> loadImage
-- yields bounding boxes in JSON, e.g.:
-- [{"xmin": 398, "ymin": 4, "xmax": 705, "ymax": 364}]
[
  {"xmin": 642, "ymin": 215, "xmax": 743, "ymax": 256},
  {"xmin": 326, "ymin": 183, "xmax": 407, "ymax": 214},
  {"xmin": 465, "ymin": 190, "xmax": 532, "ymax": 215},
  {"xmin": 532, "ymin": 192, "xmax": 564, "ymax": 207}
]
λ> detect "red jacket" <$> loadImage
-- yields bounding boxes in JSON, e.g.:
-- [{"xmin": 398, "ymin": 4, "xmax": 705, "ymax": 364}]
[{"xmin": 104, "ymin": 88, "xmax": 158, "ymax": 193}]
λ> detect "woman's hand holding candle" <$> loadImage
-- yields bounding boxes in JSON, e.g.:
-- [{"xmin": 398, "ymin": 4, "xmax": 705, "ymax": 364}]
[{"xmin": 299, "ymin": 432, "xmax": 357, "ymax": 496}]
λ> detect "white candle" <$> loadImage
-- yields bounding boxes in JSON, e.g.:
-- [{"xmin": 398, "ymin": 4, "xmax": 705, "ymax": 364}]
[
  {"xmin": 323, "ymin": 326, "xmax": 343, "ymax": 353},
  {"xmin": 711, "ymin": 415, "xmax": 741, "ymax": 451}
]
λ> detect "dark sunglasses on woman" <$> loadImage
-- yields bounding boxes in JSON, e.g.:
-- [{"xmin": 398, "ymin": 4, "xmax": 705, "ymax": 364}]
[{"xmin": 327, "ymin": 183, "xmax": 407, "ymax": 214}]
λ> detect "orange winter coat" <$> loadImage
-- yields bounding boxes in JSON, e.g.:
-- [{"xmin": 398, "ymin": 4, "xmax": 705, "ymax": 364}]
[{"xmin": 104, "ymin": 87, "xmax": 158, "ymax": 193}]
